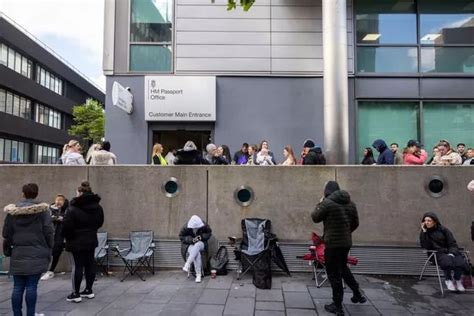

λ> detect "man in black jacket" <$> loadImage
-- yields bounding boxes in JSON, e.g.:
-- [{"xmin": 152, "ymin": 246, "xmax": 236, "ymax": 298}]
[
  {"xmin": 312, "ymin": 181, "xmax": 365, "ymax": 315},
  {"xmin": 302, "ymin": 139, "xmax": 326, "ymax": 165}
]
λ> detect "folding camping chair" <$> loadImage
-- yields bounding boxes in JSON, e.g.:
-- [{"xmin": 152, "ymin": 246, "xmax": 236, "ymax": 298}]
[
  {"xmin": 298, "ymin": 232, "xmax": 358, "ymax": 288},
  {"xmin": 113, "ymin": 231, "xmax": 155, "ymax": 282},
  {"xmin": 95, "ymin": 232, "xmax": 109, "ymax": 275}
]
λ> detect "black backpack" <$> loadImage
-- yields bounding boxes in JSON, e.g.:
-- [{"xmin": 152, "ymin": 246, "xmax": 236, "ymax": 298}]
[{"xmin": 209, "ymin": 246, "xmax": 229, "ymax": 275}]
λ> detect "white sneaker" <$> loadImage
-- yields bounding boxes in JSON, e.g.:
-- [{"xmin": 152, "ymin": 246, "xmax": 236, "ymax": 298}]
[
  {"xmin": 35, "ymin": 313, "xmax": 45, "ymax": 316},
  {"xmin": 40, "ymin": 271, "xmax": 54, "ymax": 281},
  {"xmin": 195, "ymin": 274, "xmax": 202, "ymax": 283},
  {"xmin": 182, "ymin": 263, "xmax": 190, "ymax": 273},
  {"xmin": 455, "ymin": 280, "xmax": 465, "ymax": 292},
  {"xmin": 445, "ymin": 280, "xmax": 456, "ymax": 291}
]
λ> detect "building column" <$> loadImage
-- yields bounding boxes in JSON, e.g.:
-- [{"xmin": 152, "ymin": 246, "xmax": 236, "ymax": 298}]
[{"xmin": 322, "ymin": 0, "xmax": 349, "ymax": 164}]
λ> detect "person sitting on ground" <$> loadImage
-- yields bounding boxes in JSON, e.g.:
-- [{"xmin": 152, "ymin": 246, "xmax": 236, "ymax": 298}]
[
  {"xmin": 151, "ymin": 143, "xmax": 167, "ymax": 166},
  {"xmin": 361, "ymin": 147, "xmax": 375, "ymax": 165},
  {"xmin": 403, "ymin": 140, "xmax": 428, "ymax": 165},
  {"xmin": 61, "ymin": 140, "xmax": 86, "ymax": 165},
  {"xmin": 372, "ymin": 139, "xmax": 394, "ymax": 165},
  {"xmin": 256, "ymin": 147, "xmax": 275, "ymax": 166},
  {"xmin": 419, "ymin": 212, "xmax": 467, "ymax": 292},
  {"xmin": 179, "ymin": 215, "xmax": 212, "ymax": 283},
  {"xmin": 90, "ymin": 141, "xmax": 117, "ymax": 165},
  {"xmin": 281, "ymin": 145, "xmax": 297, "ymax": 165},
  {"xmin": 174, "ymin": 141, "xmax": 209, "ymax": 165},
  {"xmin": 462, "ymin": 148, "xmax": 473, "ymax": 165},
  {"xmin": 302, "ymin": 139, "xmax": 326, "ymax": 165},
  {"xmin": 41, "ymin": 194, "xmax": 69, "ymax": 281},
  {"xmin": 233, "ymin": 143, "xmax": 249, "ymax": 165},
  {"xmin": 2, "ymin": 183, "xmax": 53, "ymax": 316},
  {"xmin": 246, "ymin": 145, "xmax": 258, "ymax": 165},
  {"xmin": 430, "ymin": 140, "xmax": 462, "ymax": 166},
  {"xmin": 457, "ymin": 143, "xmax": 467, "ymax": 163},
  {"xmin": 259, "ymin": 140, "xmax": 277, "ymax": 164},
  {"xmin": 390, "ymin": 143, "xmax": 403, "ymax": 165}
]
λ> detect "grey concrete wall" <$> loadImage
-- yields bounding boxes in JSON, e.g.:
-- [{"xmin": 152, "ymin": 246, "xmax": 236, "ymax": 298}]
[{"xmin": 1, "ymin": 166, "xmax": 472, "ymax": 257}]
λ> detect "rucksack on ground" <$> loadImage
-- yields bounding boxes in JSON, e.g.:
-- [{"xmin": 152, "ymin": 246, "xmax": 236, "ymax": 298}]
[{"xmin": 209, "ymin": 245, "xmax": 229, "ymax": 275}]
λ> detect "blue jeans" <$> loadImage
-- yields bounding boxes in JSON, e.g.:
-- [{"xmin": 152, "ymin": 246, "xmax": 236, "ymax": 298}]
[{"xmin": 12, "ymin": 274, "xmax": 41, "ymax": 316}]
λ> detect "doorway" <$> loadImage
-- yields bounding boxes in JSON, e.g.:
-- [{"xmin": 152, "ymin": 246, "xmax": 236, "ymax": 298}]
[{"xmin": 152, "ymin": 131, "xmax": 212, "ymax": 155}]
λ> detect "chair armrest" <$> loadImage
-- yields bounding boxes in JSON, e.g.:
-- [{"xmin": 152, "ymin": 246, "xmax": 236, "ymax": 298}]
[
  {"xmin": 104, "ymin": 245, "xmax": 109, "ymax": 250},
  {"xmin": 150, "ymin": 243, "xmax": 156, "ymax": 249}
]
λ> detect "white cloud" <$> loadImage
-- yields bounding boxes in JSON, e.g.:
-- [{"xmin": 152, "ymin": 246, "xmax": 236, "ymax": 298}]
[{"xmin": 1, "ymin": 0, "xmax": 105, "ymax": 89}]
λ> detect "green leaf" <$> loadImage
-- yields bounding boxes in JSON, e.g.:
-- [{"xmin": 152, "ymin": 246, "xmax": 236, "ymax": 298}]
[{"xmin": 68, "ymin": 99, "xmax": 105, "ymax": 144}]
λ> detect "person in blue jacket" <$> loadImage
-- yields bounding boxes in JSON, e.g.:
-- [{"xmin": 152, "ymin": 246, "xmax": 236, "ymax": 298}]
[{"xmin": 372, "ymin": 139, "xmax": 394, "ymax": 165}]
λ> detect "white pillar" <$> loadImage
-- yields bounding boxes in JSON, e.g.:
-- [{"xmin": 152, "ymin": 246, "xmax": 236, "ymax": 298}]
[{"xmin": 322, "ymin": 0, "xmax": 349, "ymax": 164}]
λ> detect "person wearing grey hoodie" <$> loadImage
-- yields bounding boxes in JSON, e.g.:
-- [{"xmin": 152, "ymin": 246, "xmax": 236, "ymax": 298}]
[
  {"xmin": 61, "ymin": 140, "xmax": 86, "ymax": 165},
  {"xmin": 2, "ymin": 183, "xmax": 54, "ymax": 316}
]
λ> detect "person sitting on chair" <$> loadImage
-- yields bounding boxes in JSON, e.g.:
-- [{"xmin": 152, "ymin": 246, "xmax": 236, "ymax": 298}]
[
  {"xmin": 420, "ymin": 212, "xmax": 466, "ymax": 292},
  {"xmin": 179, "ymin": 215, "xmax": 212, "ymax": 283}
]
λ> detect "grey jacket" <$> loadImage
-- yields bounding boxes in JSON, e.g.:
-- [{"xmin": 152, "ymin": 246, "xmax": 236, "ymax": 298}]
[{"xmin": 2, "ymin": 200, "xmax": 54, "ymax": 275}]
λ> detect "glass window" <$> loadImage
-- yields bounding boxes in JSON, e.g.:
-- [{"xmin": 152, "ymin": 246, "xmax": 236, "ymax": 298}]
[
  {"xmin": 419, "ymin": 0, "xmax": 474, "ymax": 45},
  {"xmin": 25, "ymin": 100, "xmax": 31, "ymax": 120},
  {"xmin": 24, "ymin": 143, "xmax": 30, "ymax": 163},
  {"xmin": 130, "ymin": 0, "xmax": 173, "ymax": 42},
  {"xmin": 357, "ymin": 47, "xmax": 418, "ymax": 72},
  {"xmin": 13, "ymin": 95, "xmax": 20, "ymax": 116},
  {"xmin": 11, "ymin": 141, "xmax": 18, "ymax": 162},
  {"xmin": 43, "ymin": 107, "xmax": 49, "ymax": 125},
  {"xmin": 0, "ymin": 138, "xmax": 3, "ymax": 161},
  {"xmin": 19, "ymin": 97, "xmax": 26, "ymax": 118},
  {"xmin": 21, "ymin": 56, "xmax": 28, "ymax": 76},
  {"xmin": 4, "ymin": 139, "xmax": 11, "ymax": 161},
  {"xmin": 7, "ymin": 47, "xmax": 15, "ymax": 70},
  {"xmin": 6, "ymin": 92, "xmax": 13, "ymax": 114},
  {"xmin": 36, "ymin": 65, "xmax": 40, "ymax": 82},
  {"xmin": 49, "ymin": 109, "xmax": 54, "ymax": 127},
  {"xmin": 0, "ymin": 44, "xmax": 7, "ymax": 66},
  {"xmin": 27, "ymin": 60, "xmax": 32, "ymax": 78},
  {"xmin": 423, "ymin": 103, "xmax": 474, "ymax": 151},
  {"xmin": 358, "ymin": 101, "xmax": 419, "ymax": 161},
  {"xmin": 130, "ymin": 44, "xmax": 172, "ymax": 71},
  {"xmin": 18, "ymin": 141, "xmax": 24, "ymax": 163},
  {"xmin": 36, "ymin": 145, "xmax": 42, "ymax": 164},
  {"xmin": 0, "ymin": 89, "xmax": 5, "ymax": 112},
  {"xmin": 58, "ymin": 81, "xmax": 63, "ymax": 95},
  {"xmin": 40, "ymin": 68, "xmax": 46, "ymax": 86},
  {"xmin": 421, "ymin": 47, "xmax": 474, "ymax": 73},
  {"xmin": 14, "ymin": 52, "xmax": 21, "ymax": 73},
  {"xmin": 356, "ymin": 0, "xmax": 417, "ymax": 44}
]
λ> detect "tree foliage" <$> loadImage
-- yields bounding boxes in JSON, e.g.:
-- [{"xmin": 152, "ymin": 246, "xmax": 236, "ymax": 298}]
[
  {"xmin": 212, "ymin": 0, "xmax": 255, "ymax": 11},
  {"xmin": 68, "ymin": 99, "xmax": 105, "ymax": 144}
]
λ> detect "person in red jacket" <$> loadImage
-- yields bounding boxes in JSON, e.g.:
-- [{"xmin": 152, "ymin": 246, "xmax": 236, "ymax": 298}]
[{"xmin": 403, "ymin": 140, "xmax": 428, "ymax": 165}]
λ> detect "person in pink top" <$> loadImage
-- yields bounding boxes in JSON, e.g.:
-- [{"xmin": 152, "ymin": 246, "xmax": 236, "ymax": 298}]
[{"xmin": 403, "ymin": 140, "xmax": 428, "ymax": 165}]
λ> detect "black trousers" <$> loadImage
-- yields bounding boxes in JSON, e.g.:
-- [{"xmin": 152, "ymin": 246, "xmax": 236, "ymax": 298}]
[
  {"xmin": 71, "ymin": 250, "xmax": 96, "ymax": 294},
  {"xmin": 325, "ymin": 247, "xmax": 361, "ymax": 306}
]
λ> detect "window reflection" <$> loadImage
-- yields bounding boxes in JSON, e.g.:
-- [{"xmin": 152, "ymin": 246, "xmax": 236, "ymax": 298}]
[{"xmin": 421, "ymin": 47, "xmax": 474, "ymax": 73}]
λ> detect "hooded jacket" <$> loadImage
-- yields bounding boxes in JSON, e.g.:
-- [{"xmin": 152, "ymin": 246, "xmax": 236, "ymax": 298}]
[
  {"xmin": 403, "ymin": 150, "xmax": 428, "ymax": 165},
  {"xmin": 311, "ymin": 190, "xmax": 359, "ymax": 248},
  {"xmin": 2, "ymin": 200, "xmax": 54, "ymax": 275},
  {"xmin": 49, "ymin": 199, "xmax": 69, "ymax": 247},
  {"xmin": 419, "ymin": 212, "xmax": 460, "ymax": 255},
  {"xmin": 90, "ymin": 150, "xmax": 117, "ymax": 165},
  {"xmin": 61, "ymin": 151, "xmax": 86, "ymax": 165},
  {"xmin": 174, "ymin": 150, "xmax": 209, "ymax": 165},
  {"xmin": 62, "ymin": 193, "xmax": 104, "ymax": 252},
  {"xmin": 303, "ymin": 147, "xmax": 326, "ymax": 165},
  {"xmin": 179, "ymin": 215, "xmax": 212, "ymax": 259},
  {"xmin": 372, "ymin": 140, "xmax": 394, "ymax": 165}
]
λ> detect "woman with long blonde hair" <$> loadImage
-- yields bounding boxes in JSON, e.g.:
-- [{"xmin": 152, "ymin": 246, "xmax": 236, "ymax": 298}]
[{"xmin": 152, "ymin": 143, "xmax": 167, "ymax": 166}]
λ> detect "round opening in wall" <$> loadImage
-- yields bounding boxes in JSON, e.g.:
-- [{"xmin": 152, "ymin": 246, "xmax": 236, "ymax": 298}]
[
  {"xmin": 234, "ymin": 186, "xmax": 254, "ymax": 207},
  {"xmin": 162, "ymin": 177, "xmax": 179, "ymax": 198},
  {"xmin": 426, "ymin": 176, "xmax": 446, "ymax": 198}
]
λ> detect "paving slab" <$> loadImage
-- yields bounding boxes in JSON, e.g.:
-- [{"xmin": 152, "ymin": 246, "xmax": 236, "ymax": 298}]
[
  {"xmin": 256, "ymin": 288, "xmax": 283, "ymax": 301},
  {"xmin": 286, "ymin": 308, "xmax": 318, "ymax": 316},
  {"xmin": 223, "ymin": 297, "xmax": 254, "ymax": 316},
  {"xmin": 284, "ymin": 291, "xmax": 314, "ymax": 309},
  {"xmin": 191, "ymin": 304, "xmax": 225, "ymax": 316},
  {"xmin": 198, "ymin": 289, "xmax": 229, "ymax": 305},
  {"xmin": 255, "ymin": 310, "xmax": 285, "ymax": 316},
  {"xmin": 255, "ymin": 301, "xmax": 285, "ymax": 311}
]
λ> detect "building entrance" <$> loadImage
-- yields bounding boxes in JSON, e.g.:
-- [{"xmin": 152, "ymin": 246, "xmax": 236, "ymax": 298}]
[{"xmin": 152, "ymin": 131, "xmax": 211, "ymax": 156}]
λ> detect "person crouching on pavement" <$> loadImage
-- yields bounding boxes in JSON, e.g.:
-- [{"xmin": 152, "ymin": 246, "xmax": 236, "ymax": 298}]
[
  {"xmin": 420, "ymin": 212, "xmax": 467, "ymax": 292},
  {"xmin": 179, "ymin": 215, "xmax": 212, "ymax": 283},
  {"xmin": 63, "ymin": 181, "xmax": 104, "ymax": 303},
  {"xmin": 312, "ymin": 181, "xmax": 365, "ymax": 316},
  {"xmin": 2, "ymin": 183, "xmax": 54, "ymax": 316},
  {"xmin": 41, "ymin": 194, "xmax": 69, "ymax": 281}
]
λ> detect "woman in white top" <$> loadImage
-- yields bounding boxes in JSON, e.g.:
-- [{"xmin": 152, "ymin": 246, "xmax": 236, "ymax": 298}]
[
  {"xmin": 61, "ymin": 140, "xmax": 86, "ymax": 165},
  {"xmin": 256, "ymin": 148, "xmax": 274, "ymax": 166},
  {"xmin": 281, "ymin": 145, "xmax": 297, "ymax": 165}
]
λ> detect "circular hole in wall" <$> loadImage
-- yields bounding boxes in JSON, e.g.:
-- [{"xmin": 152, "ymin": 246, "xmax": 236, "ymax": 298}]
[
  {"xmin": 234, "ymin": 186, "xmax": 254, "ymax": 207},
  {"xmin": 162, "ymin": 177, "xmax": 180, "ymax": 198},
  {"xmin": 426, "ymin": 176, "xmax": 446, "ymax": 198}
]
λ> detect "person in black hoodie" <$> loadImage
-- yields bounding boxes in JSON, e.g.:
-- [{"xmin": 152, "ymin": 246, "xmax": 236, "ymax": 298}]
[
  {"xmin": 63, "ymin": 181, "xmax": 104, "ymax": 303},
  {"xmin": 361, "ymin": 147, "xmax": 376, "ymax": 165},
  {"xmin": 41, "ymin": 194, "xmax": 69, "ymax": 281},
  {"xmin": 420, "ymin": 212, "xmax": 466, "ymax": 292},
  {"xmin": 372, "ymin": 139, "xmax": 394, "ymax": 165},
  {"xmin": 174, "ymin": 141, "xmax": 209, "ymax": 165},
  {"xmin": 312, "ymin": 181, "xmax": 365, "ymax": 316},
  {"xmin": 2, "ymin": 183, "xmax": 54, "ymax": 316},
  {"xmin": 302, "ymin": 139, "xmax": 326, "ymax": 165}
]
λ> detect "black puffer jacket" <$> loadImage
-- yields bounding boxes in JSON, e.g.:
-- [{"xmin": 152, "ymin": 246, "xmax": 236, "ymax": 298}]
[
  {"xmin": 179, "ymin": 223, "xmax": 212, "ymax": 260},
  {"xmin": 63, "ymin": 193, "xmax": 104, "ymax": 252},
  {"xmin": 2, "ymin": 200, "xmax": 54, "ymax": 275},
  {"xmin": 49, "ymin": 199, "xmax": 69, "ymax": 248},
  {"xmin": 174, "ymin": 150, "xmax": 209, "ymax": 165},
  {"xmin": 311, "ymin": 190, "xmax": 359, "ymax": 248},
  {"xmin": 303, "ymin": 147, "xmax": 326, "ymax": 165},
  {"xmin": 419, "ymin": 212, "xmax": 461, "ymax": 255}
]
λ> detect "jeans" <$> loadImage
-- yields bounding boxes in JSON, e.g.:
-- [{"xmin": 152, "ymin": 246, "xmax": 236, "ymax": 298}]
[
  {"xmin": 71, "ymin": 250, "xmax": 96, "ymax": 294},
  {"xmin": 186, "ymin": 241, "xmax": 205, "ymax": 275},
  {"xmin": 12, "ymin": 274, "xmax": 41, "ymax": 316},
  {"xmin": 325, "ymin": 247, "xmax": 362, "ymax": 307}
]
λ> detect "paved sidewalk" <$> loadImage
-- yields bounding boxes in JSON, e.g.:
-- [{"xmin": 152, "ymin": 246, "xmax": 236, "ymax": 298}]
[{"xmin": 0, "ymin": 271, "xmax": 473, "ymax": 315}]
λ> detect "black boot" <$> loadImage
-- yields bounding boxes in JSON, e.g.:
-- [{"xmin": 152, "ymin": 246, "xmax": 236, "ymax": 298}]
[
  {"xmin": 351, "ymin": 291, "xmax": 367, "ymax": 304},
  {"xmin": 324, "ymin": 303, "xmax": 344, "ymax": 315}
]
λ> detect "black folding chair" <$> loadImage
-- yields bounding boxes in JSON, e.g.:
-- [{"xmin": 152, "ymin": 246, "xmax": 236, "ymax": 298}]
[
  {"xmin": 113, "ymin": 231, "xmax": 155, "ymax": 282},
  {"xmin": 95, "ymin": 232, "xmax": 109, "ymax": 275}
]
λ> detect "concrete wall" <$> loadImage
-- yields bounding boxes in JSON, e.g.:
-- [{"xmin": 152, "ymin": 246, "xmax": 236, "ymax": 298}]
[{"xmin": 1, "ymin": 165, "xmax": 472, "ymax": 256}]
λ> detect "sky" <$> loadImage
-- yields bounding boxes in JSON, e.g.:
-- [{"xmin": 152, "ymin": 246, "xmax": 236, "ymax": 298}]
[{"xmin": 0, "ymin": 0, "xmax": 105, "ymax": 91}]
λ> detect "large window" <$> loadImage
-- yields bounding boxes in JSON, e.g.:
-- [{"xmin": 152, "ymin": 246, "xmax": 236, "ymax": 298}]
[
  {"xmin": 356, "ymin": 0, "xmax": 474, "ymax": 73},
  {"xmin": 358, "ymin": 101, "xmax": 474, "ymax": 162},
  {"xmin": 129, "ymin": 0, "xmax": 173, "ymax": 72},
  {"xmin": 35, "ymin": 65, "xmax": 63, "ymax": 95},
  {"xmin": 0, "ymin": 88, "xmax": 32, "ymax": 120},
  {"xmin": 0, "ymin": 138, "xmax": 31, "ymax": 163},
  {"xmin": 34, "ymin": 144, "xmax": 60, "ymax": 164},
  {"xmin": 0, "ymin": 43, "xmax": 33, "ymax": 78},
  {"xmin": 35, "ymin": 104, "xmax": 62, "ymax": 129}
]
